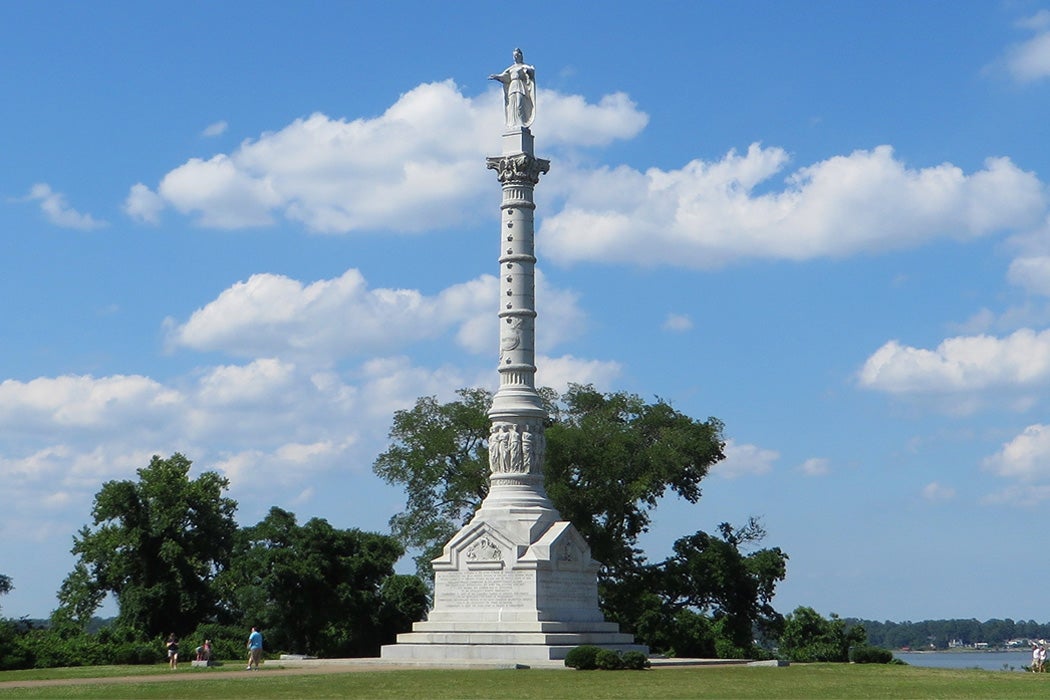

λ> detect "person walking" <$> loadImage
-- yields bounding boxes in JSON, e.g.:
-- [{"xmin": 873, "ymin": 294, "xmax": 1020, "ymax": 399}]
[
  {"xmin": 165, "ymin": 633, "xmax": 179, "ymax": 670},
  {"xmin": 246, "ymin": 626, "xmax": 263, "ymax": 670}
]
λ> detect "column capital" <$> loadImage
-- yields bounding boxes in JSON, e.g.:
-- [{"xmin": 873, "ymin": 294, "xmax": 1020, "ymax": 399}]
[{"xmin": 486, "ymin": 154, "xmax": 551, "ymax": 185}]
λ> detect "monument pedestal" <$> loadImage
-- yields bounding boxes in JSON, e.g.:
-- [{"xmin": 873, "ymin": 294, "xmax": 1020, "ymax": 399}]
[{"xmin": 381, "ymin": 516, "xmax": 645, "ymax": 663}]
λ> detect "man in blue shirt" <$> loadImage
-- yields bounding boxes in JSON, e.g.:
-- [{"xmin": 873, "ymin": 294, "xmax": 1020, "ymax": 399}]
[{"xmin": 246, "ymin": 626, "xmax": 263, "ymax": 670}]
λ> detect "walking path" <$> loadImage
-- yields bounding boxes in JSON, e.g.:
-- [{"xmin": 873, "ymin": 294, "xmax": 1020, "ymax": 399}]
[{"xmin": 0, "ymin": 656, "xmax": 774, "ymax": 690}]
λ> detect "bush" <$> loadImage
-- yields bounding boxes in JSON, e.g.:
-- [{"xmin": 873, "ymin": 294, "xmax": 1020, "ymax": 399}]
[
  {"xmin": 621, "ymin": 650, "xmax": 651, "ymax": 670},
  {"xmin": 595, "ymin": 649, "xmax": 624, "ymax": 670},
  {"xmin": 850, "ymin": 645, "xmax": 894, "ymax": 664},
  {"xmin": 564, "ymin": 646, "xmax": 650, "ymax": 671},
  {"xmin": 564, "ymin": 644, "xmax": 601, "ymax": 670},
  {"xmin": 107, "ymin": 640, "xmax": 162, "ymax": 665}
]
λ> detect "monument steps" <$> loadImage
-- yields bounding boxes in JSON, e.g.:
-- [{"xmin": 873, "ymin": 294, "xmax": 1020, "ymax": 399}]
[
  {"xmin": 394, "ymin": 631, "xmax": 636, "ymax": 645},
  {"xmin": 381, "ymin": 642, "xmax": 646, "ymax": 662}
]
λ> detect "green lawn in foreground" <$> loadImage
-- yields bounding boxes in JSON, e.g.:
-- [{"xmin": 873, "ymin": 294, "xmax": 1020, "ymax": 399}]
[{"xmin": 1, "ymin": 664, "xmax": 1049, "ymax": 699}]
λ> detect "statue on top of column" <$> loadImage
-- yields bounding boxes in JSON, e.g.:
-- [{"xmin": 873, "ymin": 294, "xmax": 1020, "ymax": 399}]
[{"xmin": 490, "ymin": 48, "xmax": 536, "ymax": 129}]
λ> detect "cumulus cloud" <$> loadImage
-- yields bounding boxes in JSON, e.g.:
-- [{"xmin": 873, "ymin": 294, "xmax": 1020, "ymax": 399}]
[
  {"xmin": 981, "ymin": 423, "xmax": 1050, "ymax": 506},
  {"xmin": 858, "ymin": 328, "xmax": 1050, "ymax": 395},
  {"xmin": 167, "ymin": 267, "xmax": 587, "ymax": 366},
  {"xmin": 127, "ymin": 81, "xmax": 647, "ymax": 233},
  {"xmin": 0, "ymin": 374, "xmax": 182, "ymax": 433},
  {"xmin": 25, "ymin": 183, "xmax": 106, "ymax": 230},
  {"xmin": 124, "ymin": 183, "xmax": 165, "ymax": 224},
  {"xmin": 1002, "ymin": 11, "xmax": 1050, "ymax": 82},
  {"xmin": 535, "ymin": 354, "xmax": 622, "ymax": 392},
  {"xmin": 540, "ymin": 145, "xmax": 1045, "ymax": 268},
  {"xmin": 1008, "ymin": 256, "xmax": 1050, "ymax": 296},
  {"xmin": 168, "ymin": 268, "xmax": 486, "ymax": 361},
  {"xmin": 713, "ymin": 439, "xmax": 778, "ymax": 478},
  {"xmin": 983, "ymin": 424, "xmax": 1050, "ymax": 482}
]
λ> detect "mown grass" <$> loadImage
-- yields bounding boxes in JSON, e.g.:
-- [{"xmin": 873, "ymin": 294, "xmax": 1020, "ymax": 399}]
[{"xmin": 1, "ymin": 663, "xmax": 1050, "ymax": 699}]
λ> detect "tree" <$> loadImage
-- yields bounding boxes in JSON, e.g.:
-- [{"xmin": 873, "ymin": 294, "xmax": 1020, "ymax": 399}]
[
  {"xmin": 372, "ymin": 388, "xmax": 492, "ymax": 577},
  {"xmin": 0, "ymin": 574, "xmax": 10, "ymax": 610},
  {"xmin": 652, "ymin": 519, "xmax": 787, "ymax": 653},
  {"xmin": 374, "ymin": 384, "xmax": 785, "ymax": 654},
  {"xmin": 778, "ymin": 606, "xmax": 866, "ymax": 662},
  {"xmin": 543, "ymin": 385, "xmax": 725, "ymax": 585},
  {"xmin": 217, "ymin": 507, "xmax": 428, "ymax": 657},
  {"xmin": 56, "ymin": 453, "xmax": 238, "ymax": 638}
]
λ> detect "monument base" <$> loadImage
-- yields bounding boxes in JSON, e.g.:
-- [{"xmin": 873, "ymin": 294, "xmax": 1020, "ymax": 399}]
[{"xmin": 381, "ymin": 515, "xmax": 647, "ymax": 664}]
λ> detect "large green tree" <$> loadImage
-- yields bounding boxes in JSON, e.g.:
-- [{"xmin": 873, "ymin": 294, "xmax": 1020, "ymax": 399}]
[
  {"xmin": 217, "ymin": 507, "xmax": 428, "ymax": 657},
  {"xmin": 778, "ymin": 606, "xmax": 866, "ymax": 662},
  {"xmin": 57, "ymin": 453, "xmax": 238, "ymax": 638},
  {"xmin": 373, "ymin": 384, "xmax": 787, "ymax": 655}
]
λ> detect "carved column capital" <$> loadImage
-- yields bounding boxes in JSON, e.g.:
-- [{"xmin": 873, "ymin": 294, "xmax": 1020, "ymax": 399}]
[{"xmin": 486, "ymin": 154, "xmax": 550, "ymax": 185}]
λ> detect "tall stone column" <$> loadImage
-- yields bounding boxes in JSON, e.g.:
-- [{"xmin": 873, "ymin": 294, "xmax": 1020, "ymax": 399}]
[
  {"xmin": 380, "ymin": 51, "xmax": 645, "ymax": 665},
  {"xmin": 478, "ymin": 128, "xmax": 555, "ymax": 522}
]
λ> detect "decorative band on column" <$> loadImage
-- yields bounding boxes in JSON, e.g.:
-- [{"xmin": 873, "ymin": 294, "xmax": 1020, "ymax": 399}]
[{"xmin": 488, "ymin": 421, "xmax": 547, "ymax": 475}]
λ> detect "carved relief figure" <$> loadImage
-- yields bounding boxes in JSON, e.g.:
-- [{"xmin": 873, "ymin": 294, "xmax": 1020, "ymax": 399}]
[
  {"xmin": 522, "ymin": 428, "xmax": 535, "ymax": 472},
  {"xmin": 508, "ymin": 425, "xmax": 523, "ymax": 472},
  {"xmin": 489, "ymin": 48, "xmax": 536, "ymax": 128},
  {"xmin": 489, "ymin": 426, "xmax": 508, "ymax": 473}
]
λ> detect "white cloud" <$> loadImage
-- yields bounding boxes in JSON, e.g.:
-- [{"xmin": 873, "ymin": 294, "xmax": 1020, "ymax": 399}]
[
  {"xmin": 168, "ymin": 268, "xmax": 492, "ymax": 363},
  {"xmin": 858, "ymin": 329, "xmax": 1050, "ymax": 395},
  {"xmin": 540, "ymin": 145, "xmax": 1045, "ymax": 268},
  {"xmin": 1008, "ymin": 256, "xmax": 1050, "ymax": 296},
  {"xmin": 168, "ymin": 267, "xmax": 588, "ymax": 367},
  {"xmin": 662, "ymin": 313, "xmax": 693, "ymax": 332},
  {"xmin": 0, "ymin": 374, "xmax": 182, "ymax": 431},
  {"xmin": 202, "ymin": 120, "xmax": 229, "ymax": 137},
  {"xmin": 921, "ymin": 481, "xmax": 956, "ymax": 502},
  {"xmin": 25, "ymin": 183, "xmax": 106, "ymax": 230},
  {"xmin": 128, "ymin": 81, "xmax": 647, "ymax": 233},
  {"xmin": 713, "ymin": 439, "xmax": 778, "ymax": 479},
  {"xmin": 214, "ymin": 438, "xmax": 356, "ymax": 489},
  {"xmin": 1003, "ymin": 11, "xmax": 1050, "ymax": 82},
  {"xmin": 535, "ymin": 354, "xmax": 622, "ymax": 392},
  {"xmin": 983, "ymin": 424, "xmax": 1050, "ymax": 482},
  {"xmin": 124, "ymin": 183, "xmax": 165, "ymax": 224},
  {"xmin": 196, "ymin": 358, "xmax": 297, "ymax": 407},
  {"xmin": 540, "ymin": 91, "xmax": 649, "ymax": 147},
  {"xmin": 799, "ymin": 457, "xmax": 830, "ymax": 476}
]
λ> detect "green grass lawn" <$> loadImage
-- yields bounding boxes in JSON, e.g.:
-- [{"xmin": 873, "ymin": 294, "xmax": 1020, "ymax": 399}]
[{"xmin": 2, "ymin": 663, "xmax": 1050, "ymax": 699}]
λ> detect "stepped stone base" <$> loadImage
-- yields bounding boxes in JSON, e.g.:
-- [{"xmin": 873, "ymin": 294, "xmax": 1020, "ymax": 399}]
[{"xmin": 381, "ymin": 514, "xmax": 647, "ymax": 664}]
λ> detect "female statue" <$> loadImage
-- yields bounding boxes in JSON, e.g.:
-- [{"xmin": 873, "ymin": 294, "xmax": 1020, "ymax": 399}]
[{"xmin": 490, "ymin": 48, "xmax": 536, "ymax": 128}]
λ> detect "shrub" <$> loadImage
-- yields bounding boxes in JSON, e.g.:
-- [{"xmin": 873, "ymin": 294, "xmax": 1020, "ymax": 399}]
[
  {"xmin": 621, "ymin": 650, "xmax": 651, "ymax": 670},
  {"xmin": 850, "ymin": 645, "xmax": 894, "ymax": 664},
  {"xmin": 564, "ymin": 644, "xmax": 601, "ymax": 670},
  {"xmin": 564, "ymin": 646, "xmax": 650, "ymax": 671},
  {"xmin": 107, "ymin": 640, "xmax": 162, "ymax": 665},
  {"xmin": 595, "ymin": 649, "xmax": 625, "ymax": 670}
]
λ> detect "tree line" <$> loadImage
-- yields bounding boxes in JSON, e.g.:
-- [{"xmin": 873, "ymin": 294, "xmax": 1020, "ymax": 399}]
[{"xmin": 850, "ymin": 618, "xmax": 1050, "ymax": 650}]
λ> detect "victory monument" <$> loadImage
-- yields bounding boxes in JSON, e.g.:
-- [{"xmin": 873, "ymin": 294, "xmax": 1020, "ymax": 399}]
[{"xmin": 380, "ymin": 50, "xmax": 646, "ymax": 665}]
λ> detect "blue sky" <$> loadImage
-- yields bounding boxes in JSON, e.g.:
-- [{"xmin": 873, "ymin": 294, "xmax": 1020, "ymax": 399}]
[{"xmin": 4, "ymin": 1, "xmax": 1050, "ymax": 624}]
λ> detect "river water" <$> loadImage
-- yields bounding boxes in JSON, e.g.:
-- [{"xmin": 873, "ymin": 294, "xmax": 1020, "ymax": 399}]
[{"xmin": 894, "ymin": 650, "xmax": 1033, "ymax": 672}]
